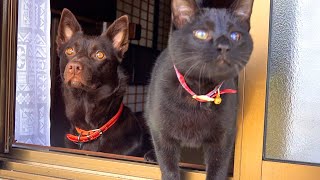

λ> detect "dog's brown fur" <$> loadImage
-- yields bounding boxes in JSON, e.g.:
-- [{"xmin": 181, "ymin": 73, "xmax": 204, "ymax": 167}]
[{"xmin": 56, "ymin": 8, "xmax": 147, "ymax": 156}]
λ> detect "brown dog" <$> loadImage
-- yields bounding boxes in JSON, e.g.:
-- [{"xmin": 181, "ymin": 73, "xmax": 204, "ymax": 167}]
[{"xmin": 56, "ymin": 8, "xmax": 147, "ymax": 156}]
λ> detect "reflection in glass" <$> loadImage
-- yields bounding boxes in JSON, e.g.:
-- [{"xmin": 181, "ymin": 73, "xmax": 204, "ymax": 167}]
[{"xmin": 265, "ymin": 0, "xmax": 320, "ymax": 164}]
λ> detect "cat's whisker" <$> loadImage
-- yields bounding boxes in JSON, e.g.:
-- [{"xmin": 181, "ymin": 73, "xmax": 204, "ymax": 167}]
[
  {"xmin": 173, "ymin": 55, "xmax": 203, "ymax": 67},
  {"xmin": 178, "ymin": 83, "xmax": 183, "ymax": 98},
  {"xmin": 198, "ymin": 64, "xmax": 205, "ymax": 94},
  {"xmin": 183, "ymin": 63, "xmax": 198, "ymax": 80},
  {"xmin": 171, "ymin": 51, "xmax": 198, "ymax": 57},
  {"xmin": 229, "ymin": 55, "xmax": 249, "ymax": 63},
  {"xmin": 173, "ymin": 57, "xmax": 196, "ymax": 66},
  {"xmin": 198, "ymin": 65, "xmax": 201, "ymax": 93},
  {"xmin": 233, "ymin": 60, "xmax": 246, "ymax": 66},
  {"xmin": 232, "ymin": 62, "xmax": 244, "ymax": 71},
  {"xmin": 184, "ymin": 61, "xmax": 201, "ymax": 81},
  {"xmin": 160, "ymin": 78, "xmax": 169, "ymax": 83},
  {"xmin": 235, "ymin": 57, "xmax": 249, "ymax": 64},
  {"xmin": 174, "ymin": 52, "xmax": 198, "ymax": 56}
]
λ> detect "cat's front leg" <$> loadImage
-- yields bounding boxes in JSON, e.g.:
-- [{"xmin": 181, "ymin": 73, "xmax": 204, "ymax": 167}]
[
  {"xmin": 203, "ymin": 138, "xmax": 234, "ymax": 180},
  {"xmin": 152, "ymin": 132, "xmax": 181, "ymax": 180}
]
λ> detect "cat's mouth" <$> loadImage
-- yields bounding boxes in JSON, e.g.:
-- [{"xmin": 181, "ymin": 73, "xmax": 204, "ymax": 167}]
[{"xmin": 216, "ymin": 57, "xmax": 232, "ymax": 66}]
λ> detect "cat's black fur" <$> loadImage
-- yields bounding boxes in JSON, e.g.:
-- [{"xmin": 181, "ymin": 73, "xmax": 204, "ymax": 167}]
[
  {"xmin": 145, "ymin": 0, "xmax": 254, "ymax": 179},
  {"xmin": 56, "ymin": 9, "xmax": 147, "ymax": 156},
  {"xmin": 196, "ymin": 0, "xmax": 235, "ymax": 9}
]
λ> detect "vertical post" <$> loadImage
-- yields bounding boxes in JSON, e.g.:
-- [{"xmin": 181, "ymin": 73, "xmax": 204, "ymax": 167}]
[
  {"xmin": 152, "ymin": 0, "xmax": 160, "ymax": 50},
  {"xmin": 0, "ymin": 0, "xmax": 18, "ymax": 153}
]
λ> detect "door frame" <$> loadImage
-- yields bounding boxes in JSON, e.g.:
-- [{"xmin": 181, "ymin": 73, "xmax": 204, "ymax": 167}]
[
  {"xmin": 0, "ymin": 0, "xmax": 17, "ymax": 153},
  {"xmin": 234, "ymin": 0, "xmax": 320, "ymax": 179}
]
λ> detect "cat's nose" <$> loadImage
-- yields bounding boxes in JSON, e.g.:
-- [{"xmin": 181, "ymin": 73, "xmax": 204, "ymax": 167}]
[
  {"xmin": 67, "ymin": 62, "xmax": 83, "ymax": 75},
  {"xmin": 217, "ymin": 44, "xmax": 230, "ymax": 54},
  {"xmin": 216, "ymin": 35, "xmax": 231, "ymax": 54}
]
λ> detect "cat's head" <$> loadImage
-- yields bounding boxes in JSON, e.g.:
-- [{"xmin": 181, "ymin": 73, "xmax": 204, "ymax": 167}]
[
  {"xmin": 56, "ymin": 8, "xmax": 129, "ymax": 91},
  {"xmin": 169, "ymin": 0, "xmax": 254, "ymax": 81}
]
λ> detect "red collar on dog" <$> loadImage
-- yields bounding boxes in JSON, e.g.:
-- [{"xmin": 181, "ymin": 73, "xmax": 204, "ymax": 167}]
[
  {"xmin": 66, "ymin": 103, "xmax": 124, "ymax": 143},
  {"xmin": 173, "ymin": 65, "xmax": 237, "ymax": 104}
]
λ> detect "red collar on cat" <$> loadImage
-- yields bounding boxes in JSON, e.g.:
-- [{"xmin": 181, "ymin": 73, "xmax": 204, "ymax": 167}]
[
  {"xmin": 66, "ymin": 103, "xmax": 124, "ymax": 143},
  {"xmin": 173, "ymin": 65, "xmax": 237, "ymax": 104}
]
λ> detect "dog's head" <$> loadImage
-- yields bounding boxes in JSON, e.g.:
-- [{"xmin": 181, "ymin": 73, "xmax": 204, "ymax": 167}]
[{"xmin": 56, "ymin": 8, "xmax": 129, "ymax": 91}]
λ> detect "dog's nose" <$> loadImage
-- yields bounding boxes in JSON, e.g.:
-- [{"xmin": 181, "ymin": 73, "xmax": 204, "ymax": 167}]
[{"xmin": 67, "ymin": 62, "xmax": 83, "ymax": 75}]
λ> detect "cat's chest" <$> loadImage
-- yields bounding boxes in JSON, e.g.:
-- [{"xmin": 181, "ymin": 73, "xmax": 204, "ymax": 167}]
[
  {"xmin": 173, "ymin": 108, "xmax": 217, "ymax": 130},
  {"xmin": 159, "ymin": 89, "xmax": 237, "ymax": 145},
  {"xmin": 162, "ymin": 104, "xmax": 222, "ymax": 145}
]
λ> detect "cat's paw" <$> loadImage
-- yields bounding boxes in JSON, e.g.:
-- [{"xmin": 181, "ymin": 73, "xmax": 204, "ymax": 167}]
[{"xmin": 144, "ymin": 149, "xmax": 157, "ymax": 162}]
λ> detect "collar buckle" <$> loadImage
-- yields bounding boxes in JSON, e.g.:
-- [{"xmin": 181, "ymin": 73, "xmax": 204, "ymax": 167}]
[{"xmin": 174, "ymin": 64, "xmax": 236, "ymax": 104}]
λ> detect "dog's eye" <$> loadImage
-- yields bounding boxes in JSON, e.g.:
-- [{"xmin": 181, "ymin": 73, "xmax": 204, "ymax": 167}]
[
  {"xmin": 65, "ymin": 47, "xmax": 75, "ymax": 56},
  {"xmin": 96, "ymin": 51, "xmax": 105, "ymax": 60}
]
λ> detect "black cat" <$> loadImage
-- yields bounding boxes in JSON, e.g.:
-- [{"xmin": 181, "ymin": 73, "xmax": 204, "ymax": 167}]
[{"xmin": 145, "ymin": 0, "xmax": 254, "ymax": 179}]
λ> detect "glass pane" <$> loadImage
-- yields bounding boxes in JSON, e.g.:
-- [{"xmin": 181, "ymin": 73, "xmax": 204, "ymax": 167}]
[{"xmin": 265, "ymin": 0, "xmax": 320, "ymax": 164}]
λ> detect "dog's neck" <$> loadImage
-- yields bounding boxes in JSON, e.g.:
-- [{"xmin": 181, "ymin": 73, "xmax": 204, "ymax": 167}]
[{"xmin": 63, "ymin": 81, "xmax": 125, "ymax": 130}]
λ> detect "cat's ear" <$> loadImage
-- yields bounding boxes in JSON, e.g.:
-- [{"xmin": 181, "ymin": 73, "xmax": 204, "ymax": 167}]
[
  {"xmin": 171, "ymin": 0, "xmax": 198, "ymax": 29},
  {"xmin": 102, "ymin": 15, "xmax": 129, "ymax": 59},
  {"xmin": 232, "ymin": 0, "xmax": 254, "ymax": 21},
  {"xmin": 56, "ymin": 8, "xmax": 82, "ymax": 49}
]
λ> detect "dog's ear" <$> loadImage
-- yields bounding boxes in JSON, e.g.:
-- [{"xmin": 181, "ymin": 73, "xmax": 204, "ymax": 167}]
[
  {"xmin": 171, "ymin": 0, "xmax": 198, "ymax": 29},
  {"xmin": 56, "ymin": 8, "xmax": 82, "ymax": 50},
  {"xmin": 102, "ymin": 15, "xmax": 129, "ymax": 60}
]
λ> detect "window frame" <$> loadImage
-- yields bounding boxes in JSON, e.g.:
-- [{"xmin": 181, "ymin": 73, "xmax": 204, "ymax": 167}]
[
  {"xmin": 4, "ymin": 0, "xmax": 318, "ymax": 179},
  {"xmin": 237, "ymin": 0, "xmax": 320, "ymax": 179},
  {"xmin": 0, "ymin": 0, "xmax": 17, "ymax": 154}
]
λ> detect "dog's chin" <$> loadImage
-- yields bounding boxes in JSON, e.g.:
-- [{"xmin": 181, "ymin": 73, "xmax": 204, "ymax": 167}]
[
  {"xmin": 70, "ymin": 80, "xmax": 82, "ymax": 88},
  {"xmin": 65, "ymin": 79, "xmax": 97, "ymax": 91}
]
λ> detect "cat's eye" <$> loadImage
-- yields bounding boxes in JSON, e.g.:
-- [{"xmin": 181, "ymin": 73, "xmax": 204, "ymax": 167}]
[
  {"xmin": 96, "ymin": 51, "xmax": 106, "ymax": 60},
  {"xmin": 230, "ymin": 32, "xmax": 241, "ymax": 41},
  {"xmin": 65, "ymin": 47, "xmax": 75, "ymax": 56},
  {"xmin": 193, "ymin": 30, "xmax": 210, "ymax": 40}
]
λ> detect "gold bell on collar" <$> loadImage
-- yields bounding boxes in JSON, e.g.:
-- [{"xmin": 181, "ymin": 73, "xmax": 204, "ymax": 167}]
[{"xmin": 214, "ymin": 91, "xmax": 222, "ymax": 105}]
